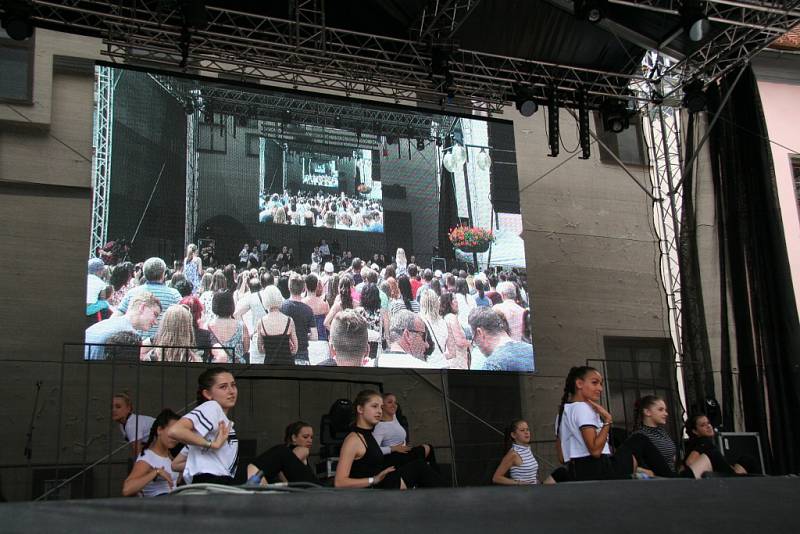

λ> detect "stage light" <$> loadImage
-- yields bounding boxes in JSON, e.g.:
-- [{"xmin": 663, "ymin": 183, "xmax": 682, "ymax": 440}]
[
  {"xmin": 333, "ymin": 115, "xmax": 343, "ymax": 129},
  {"xmin": 577, "ymin": 91, "xmax": 590, "ymax": 160},
  {"xmin": 682, "ymin": 79, "xmax": 707, "ymax": 113},
  {"xmin": 599, "ymin": 98, "xmax": 631, "ymax": 134},
  {"xmin": 476, "ymin": 148, "xmax": 491, "ymax": 171},
  {"xmin": 1, "ymin": 0, "xmax": 34, "ymax": 40},
  {"xmin": 416, "ymin": 138, "xmax": 426, "ymax": 151},
  {"xmin": 574, "ymin": 0, "xmax": 607, "ymax": 23},
  {"xmin": 451, "ymin": 144, "xmax": 467, "ymax": 165},
  {"xmin": 513, "ymin": 85, "xmax": 538, "ymax": 117},
  {"xmin": 548, "ymin": 87, "xmax": 559, "ymax": 158},
  {"xmin": 183, "ymin": 100, "xmax": 196, "ymax": 115},
  {"xmin": 442, "ymin": 152, "xmax": 457, "ymax": 173},
  {"xmin": 680, "ymin": 0, "xmax": 710, "ymax": 42}
]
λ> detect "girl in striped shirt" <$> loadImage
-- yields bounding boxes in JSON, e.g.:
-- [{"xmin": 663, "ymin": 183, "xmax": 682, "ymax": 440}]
[{"xmin": 492, "ymin": 419, "xmax": 539, "ymax": 485}]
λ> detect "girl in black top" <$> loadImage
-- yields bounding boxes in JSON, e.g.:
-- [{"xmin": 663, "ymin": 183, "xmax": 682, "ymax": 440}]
[
  {"xmin": 247, "ymin": 421, "xmax": 318, "ymax": 484},
  {"xmin": 684, "ymin": 414, "xmax": 747, "ymax": 475},
  {"xmin": 623, "ymin": 395, "xmax": 686, "ymax": 478},
  {"xmin": 334, "ymin": 390, "xmax": 441, "ymax": 489}
]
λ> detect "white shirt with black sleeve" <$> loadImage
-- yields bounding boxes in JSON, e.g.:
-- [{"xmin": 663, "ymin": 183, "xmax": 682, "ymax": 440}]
[
  {"xmin": 183, "ymin": 400, "xmax": 238, "ymax": 479},
  {"xmin": 556, "ymin": 401, "xmax": 611, "ymax": 461}
]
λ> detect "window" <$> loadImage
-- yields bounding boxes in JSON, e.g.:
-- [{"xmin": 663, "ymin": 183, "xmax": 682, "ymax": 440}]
[
  {"xmin": 593, "ymin": 337, "xmax": 680, "ymax": 441},
  {"xmin": 198, "ymin": 121, "xmax": 227, "ymax": 153},
  {"xmin": 595, "ymin": 113, "xmax": 649, "ymax": 167},
  {"xmin": 0, "ymin": 28, "xmax": 34, "ymax": 104}
]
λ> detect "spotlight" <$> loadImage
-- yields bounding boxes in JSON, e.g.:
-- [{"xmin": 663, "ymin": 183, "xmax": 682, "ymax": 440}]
[
  {"xmin": 682, "ymin": 79, "xmax": 707, "ymax": 113},
  {"xmin": 183, "ymin": 100, "xmax": 196, "ymax": 115},
  {"xmin": 476, "ymin": 148, "xmax": 491, "ymax": 171},
  {"xmin": 577, "ymin": 91, "xmax": 590, "ymax": 160},
  {"xmin": 513, "ymin": 85, "xmax": 538, "ymax": 117},
  {"xmin": 680, "ymin": 0, "xmax": 710, "ymax": 42},
  {"xmin": 333, "ymin": 115, "xmax": 343, "ymax": 129},
  {"xmin": 599, "ymin": 98, "xmax": 631, "ymax": 134},
  {"xmin": 416, "ymin": 138, "xmax": 426, "ymax": 151},
  {"xmin": 1, "ymin": 0, "xmax": 34, "ymax": 40},
  {"xmin": 574, "ymin": 0, "xmax": 607, "ymax": 23},
  {"xmin": 548, "ymin": 87, "xmax": 560, "ymax": 158}
]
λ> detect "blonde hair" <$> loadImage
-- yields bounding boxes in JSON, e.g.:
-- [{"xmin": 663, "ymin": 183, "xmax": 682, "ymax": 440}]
[
  {"xmin": 185, "ymin": 243, "xmax": 198, "ymax": 263},
  {"xmin": 152, "ymin": 305, "xmax": 196, "ymax": 362},
  {"xmin": 262, "ymin": 285, "xmax": 285, "ymax": 309},
  {"xmin": 129, "ymin": 290, "xmax": 161, "ymax": 312},
  {"xmin": 419, "ymin": 289, "xmax": 441, "ymax": 322},
  {"xmin": 274, "ymin": 207, "xmax": 287, "ymax": 224},
  {"xmin": 395, "ymin": 248, "xmax": 407, "ymax": 266}
]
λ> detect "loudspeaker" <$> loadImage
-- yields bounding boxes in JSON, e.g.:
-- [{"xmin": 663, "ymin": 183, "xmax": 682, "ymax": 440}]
[
  {"xmin": 431, "ymin": 257, "xmax": 447, "ymax": 272},
  {"xmin": 717, "ymin": 432, "xmax": 765, "ymax": 474}
]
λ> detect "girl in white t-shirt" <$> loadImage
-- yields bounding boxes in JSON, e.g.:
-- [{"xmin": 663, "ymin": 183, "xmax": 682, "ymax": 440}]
[
  {"xmin": 168, "ymin": 367, "xmax": 239, "ymax": 485},
  {"xmin": 122, "ymin": 409, "xmax": 181, "ymax": 497},
  {"xmin": 555, "ymin": 366, "xmax": 634, "ymax": 481}
]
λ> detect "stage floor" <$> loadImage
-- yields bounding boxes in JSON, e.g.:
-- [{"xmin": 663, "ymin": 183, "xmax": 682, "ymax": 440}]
[{"xmin": 3, "ymin": 477, "xmax": 797, "ymax": 533}]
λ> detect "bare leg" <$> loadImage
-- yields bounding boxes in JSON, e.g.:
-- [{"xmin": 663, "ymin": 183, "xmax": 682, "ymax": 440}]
[{"xmin": 399, "ymin": 478, "xmax": 407, "ymax": 490}]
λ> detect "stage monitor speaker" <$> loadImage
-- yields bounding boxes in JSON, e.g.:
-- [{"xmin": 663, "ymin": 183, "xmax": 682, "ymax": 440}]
[
  {"xmin": 717, "ymin": 432, "xmax": 765, "ymax": 474},
  {"xmin": 431, "ymin": 257, "xmax": 447, "ymax": 272}
]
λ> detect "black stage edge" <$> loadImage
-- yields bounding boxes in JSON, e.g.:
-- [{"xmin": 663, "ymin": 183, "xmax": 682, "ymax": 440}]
[{"xmin": 3, "ymin": 477, "xmax": 798, "ymax": 533}]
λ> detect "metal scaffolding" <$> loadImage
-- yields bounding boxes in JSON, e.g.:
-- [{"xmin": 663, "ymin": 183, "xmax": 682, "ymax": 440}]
[
  {"xmin": 19, "ymin": 0, "xmax": 800, "ymax": 113},
  {"xmin": 89, "ymin": 65, "xmax": 114, "ymax": 256},
  {"xmin": 637, "ymin": 51, "xmax": 689, "ymax": 415},
  {"xmin": 185, "ymin": 110, "xmax": 199, "ymax": 248}
]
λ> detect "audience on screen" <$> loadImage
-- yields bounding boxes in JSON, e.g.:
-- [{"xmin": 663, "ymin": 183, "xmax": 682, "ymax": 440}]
[{"xmin": 84, "ymin": 244, "xmax": 533, "ymax": 371}]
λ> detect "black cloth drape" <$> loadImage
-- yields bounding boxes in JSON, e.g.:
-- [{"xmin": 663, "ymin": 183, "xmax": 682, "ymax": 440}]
[
  {"xmin": 438, "ymin": 166, "xmax": 459, "ymax": 267},
  {"xmin": 679, "ymin": 111, "xmax": 716, "ymax": 414},
  {"xmin": 706, "ymin": 66, "xmax": 800, "ymax": 474}
]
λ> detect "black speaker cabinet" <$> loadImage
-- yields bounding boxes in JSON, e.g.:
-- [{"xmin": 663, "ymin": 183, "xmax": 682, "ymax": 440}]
[{"xmin": 717, "ymin": 432, "xmax": 765, "ymax": 474}]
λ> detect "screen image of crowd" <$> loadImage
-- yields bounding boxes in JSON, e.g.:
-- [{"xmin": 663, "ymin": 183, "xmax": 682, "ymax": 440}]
[
  {"xmin": 84, "ymin": 242, "xmax": 534, "ymax": 372},
  {"xmin": 259, "ymin": 189, "xmax": 384, "ymax": 233}
]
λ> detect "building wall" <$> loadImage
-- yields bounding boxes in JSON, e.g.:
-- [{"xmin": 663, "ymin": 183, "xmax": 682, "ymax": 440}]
[
  {"xmin": 754, "ymin": 57, "xmax": 800, "ymax": 319},
  {"xmin": 0, "ymin": 29, "xmax": 669, "ymax": 499}
]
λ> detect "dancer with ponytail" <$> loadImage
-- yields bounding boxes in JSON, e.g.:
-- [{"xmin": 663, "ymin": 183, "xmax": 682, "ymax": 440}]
[
  {"xmin": 334, "ymin": 390, "xmax": 443, "ymax": 489},
  {"xmin": 492, "ymin": 419, "xmax": 539, "ymax": 485},
  {"xmin": 168, "ymin": 367, "xmax": 239, "ymax": 485},
  {"xmin": 555, "ymin": 366, "xmax": 634, "ymax": 481},
  {"xmin": 122, "ymin": 409, "xmax": 181, "ymax": 496}
]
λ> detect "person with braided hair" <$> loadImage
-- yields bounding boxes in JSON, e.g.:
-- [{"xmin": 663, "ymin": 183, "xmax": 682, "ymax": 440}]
[
  {"xmin": 555, "ymin": 366, "xmax": 634, "ymax": 481},
  {"xmin": 122, "ymin": 409, "xmax": 181, "ymax": 497}
]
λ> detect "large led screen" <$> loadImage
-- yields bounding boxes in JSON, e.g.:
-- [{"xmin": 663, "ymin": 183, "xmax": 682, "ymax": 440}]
[{"xmin": 84, "ymin": 65, "xmax": 534, "ymax": 372}]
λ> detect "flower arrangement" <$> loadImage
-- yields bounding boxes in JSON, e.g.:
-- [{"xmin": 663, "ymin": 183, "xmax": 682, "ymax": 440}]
[{"xmin": 448, "ymin": 225, "xmax": 495, "ymax": 253}]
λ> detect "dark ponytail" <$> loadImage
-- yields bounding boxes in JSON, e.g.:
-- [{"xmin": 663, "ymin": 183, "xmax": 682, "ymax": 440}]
[
  {"xmin": 634, "ymin": 395, "xmax": 662, "ymax": 429},
  {"xmin": 503, "ymin": 419, "xmax": 526, "ymax": 452},
  {"xmin": 555, "ymin": 366, "xmax": 597, "ymax": 436},
  {"xmin": 196, "ymin": 366, "xmax": 231, "ymax": 405},
  {"xmin": 475, "ymin": 279, "xmax": 485, "ymax": 300},
  {"xmin": 141, "ymin": 408, "xmax": 180, "ymax": 457}
]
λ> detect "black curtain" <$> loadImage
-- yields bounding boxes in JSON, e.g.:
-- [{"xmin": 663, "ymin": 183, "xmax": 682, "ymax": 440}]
[
  {"xmin": 679, "ymin": 111, "xmax": 716, "ymax": 415},
  {"xmin": 706, "ymin": 66, "xmax": 800, "ymax": 474},
  {"xmin": 438, "ymin": 165, "xmax": 459, "ymax": 267}
]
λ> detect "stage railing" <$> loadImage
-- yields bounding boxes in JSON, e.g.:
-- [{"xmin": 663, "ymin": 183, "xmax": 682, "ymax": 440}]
[{"xmin": 1, "ymin": 343, "xmax": 588, "ymax": 501}]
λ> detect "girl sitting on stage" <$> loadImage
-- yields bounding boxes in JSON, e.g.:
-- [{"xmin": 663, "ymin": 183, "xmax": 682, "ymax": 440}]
[
  {"xmin": 373, "ymin": 393, "xmax": 439, "ymax": 472},
  {"xmin": 247, "ymin": 421, "xmax": 318, "ymax": 485},
  {"xmin": 492, "ymin": 419, "xmax": 539, "ymax": 485},
  {"xmin": 555, "ymin": 366, "xmax": 635, "ymax": 481},
  {"xmin": 334, "ymin": 390, "xmax": 442, "ymax": 489},
  {"xmin": 168, "ymin": 367, "xmax": 239, "ymax": 485},
  {"xmin": 122, "ymin": 409, "xmax": 181, "ymax": 497}
]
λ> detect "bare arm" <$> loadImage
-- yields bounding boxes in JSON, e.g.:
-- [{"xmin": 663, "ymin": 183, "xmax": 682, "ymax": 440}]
[
  {"xmin": 288, "ymin": 319, "xmax": 298, "ymax": 355},
  {"xmin": 323, "ymin": 301, "xmax": 341, "ymax": 329},
  {"xmin": 122, "ymin": 459, "xmax": 173, "ymax": 496},
  {"xmin": 171, "ymin": 452, "xmax": 187, "ymax": 473},
  {"xmin": 167, "ymin": 417, "xmax": 229, "ymax": 449},
  {"xmin": 233, "ymin": 297, "xmax": 251, "ymax": 320},
  {"xmin": 334, "ymin": 433, "xmax": 395, "ymax": 489},
  {"xmin": 492, "ymin": 449, "xmax": 524, "ymax": 485}
]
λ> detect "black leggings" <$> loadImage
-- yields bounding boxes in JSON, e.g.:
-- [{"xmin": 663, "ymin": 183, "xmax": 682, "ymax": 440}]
[
  {"xmin": 252, "ymin": 444, "xmax": 318, "ymax": 484},
  {"xmin": 375, "ymin": 458, "xmax": 445, "ymax": 489},
  {"xmin": 567, "ymin": 454, "xmax": 634, "ymax": 482},
  {"xmin": 384, "ymin": 444, "xmax": 440, "ymax": 474},
  {"xmin": 192, "ymin": 473, "xmax": 236, "ymax": 485}
]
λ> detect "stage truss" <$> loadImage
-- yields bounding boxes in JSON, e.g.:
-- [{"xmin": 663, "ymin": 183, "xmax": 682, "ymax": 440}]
[
  {"xmin": 20, "ymin": 1, "xmax": 800, "ymax": 114},
  {"xmin": 89, "ymin": 65, "xmax": 114, "ymax": 256}
]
